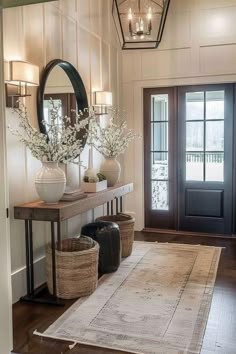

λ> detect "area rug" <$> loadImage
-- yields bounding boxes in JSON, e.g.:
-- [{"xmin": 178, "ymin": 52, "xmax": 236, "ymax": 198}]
[{"xmin": 34, "ymin": 242, "xmax": 221, "ymax": 354}]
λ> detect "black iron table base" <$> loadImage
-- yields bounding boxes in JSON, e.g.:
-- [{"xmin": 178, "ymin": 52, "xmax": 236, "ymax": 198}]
[{"xmin": 20, "ymin": 196, "xmax": 124, "ymax": 306}]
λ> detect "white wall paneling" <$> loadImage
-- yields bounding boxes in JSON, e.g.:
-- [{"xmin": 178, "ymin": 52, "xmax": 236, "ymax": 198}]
[
  {"xmin": 23, "ymin": 4, "xmax": 44, "ymax": 67},
  {"xmin": 3, "ymin": 0, "xmax": 121, "ymax": 302},
  {"xmin": 141, "ymin": 48, "xmax": 192, "ymax": 79},
  {"xmin": 122, "ymin": 0, "xmax": 236, "ymax": 231},
  {"xmin": 62, "ymin": 15, "xmax": 77, "ymax": 67},
  {"xmin": 3, "ymin": 7, "xmax": 25, "ymax": 61},
  {"xmin": 0, "ymin": 8, "xmax": 13, "ymax": 352},
  {"xmin": 101, "ymin": 40, "xmax": 110, "ymax": 90},
  {"xmin": 44, "ymin": 3, "xmax": 62, "ymax": 62}
]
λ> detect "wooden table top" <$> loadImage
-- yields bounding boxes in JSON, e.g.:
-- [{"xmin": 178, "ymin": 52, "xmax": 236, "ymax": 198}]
[{"xmin": 14, "ymin": 182, "xmax": 134, "ymax": 222}]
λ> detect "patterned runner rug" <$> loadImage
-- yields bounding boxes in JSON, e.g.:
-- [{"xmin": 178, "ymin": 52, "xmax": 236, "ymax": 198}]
[{"xmin": 35, "ymin": 242, "xmax": 221, "ymax": 354}]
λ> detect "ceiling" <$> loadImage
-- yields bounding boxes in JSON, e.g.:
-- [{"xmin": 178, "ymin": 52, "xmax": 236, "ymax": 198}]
[{"xmin": 1, "ymin": 0, "xmax": 56, "ymax": 8}]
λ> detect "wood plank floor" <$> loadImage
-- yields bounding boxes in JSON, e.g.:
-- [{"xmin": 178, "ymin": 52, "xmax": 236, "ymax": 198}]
[{"xmin": 13, "ymin": 232, "xmax": 236, "ymax": 354}]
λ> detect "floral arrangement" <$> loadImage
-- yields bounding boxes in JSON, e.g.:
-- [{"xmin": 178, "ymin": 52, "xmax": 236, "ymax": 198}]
[
  {"xmin": 9, "ymin": 100, "xmax": 91, "ymax": 164},
  {"xmin": 88, "ymin": 108, "xmax": 138, "ymax": 158}
]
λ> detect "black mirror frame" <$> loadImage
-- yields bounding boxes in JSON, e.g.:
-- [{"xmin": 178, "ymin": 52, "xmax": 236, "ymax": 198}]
[{"xmin": 37, "ymin": 59, "xmax": 89, "ymax": 146}]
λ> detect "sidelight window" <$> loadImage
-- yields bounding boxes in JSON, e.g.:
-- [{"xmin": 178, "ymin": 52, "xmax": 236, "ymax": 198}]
[
  {"xmin": 185, "ymin": 91, "xmax": 224, "ymax": 182},
  {"xmin": 151, "ymin": 94, "xmax": 169, "ymax": 210}
]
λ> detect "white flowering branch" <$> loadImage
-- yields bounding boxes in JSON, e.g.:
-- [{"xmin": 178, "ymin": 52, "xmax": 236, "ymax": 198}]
[
  {"xmin": 8, "ymin": 100, "xmax": 92, "ymax": 164},
  {"xmin": 87, "ymin": 107, "xmax": 139, "ymax": 158}
]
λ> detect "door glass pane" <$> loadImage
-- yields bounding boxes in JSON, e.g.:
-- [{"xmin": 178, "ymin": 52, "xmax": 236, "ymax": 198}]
[
  {"xmin": 186, "ymin": 92, "xmax": 204, "ymax": 121},
  {"xmin": 152, "ymin": 181, "xmax": 168, "ymax": 210},
  {"xmin": 186, "ymin": 122, "xmax": 204, "ymax": 151},
  {"xmin": 152, "ymin": 122, "xmax": 168, "ymax": 151},
  {"xmin": 206, "ymin": 153, "xmax": 224, "ymax": 182},
  {"xmin": 152, "ymin": 152, "xmax": 168, "ymax": 180},
  {"xmin": 206, "ymin": 121, "xmax": 224, "ymax": 151},
  {"xmin": 186, "ymin": 153, "xmax": 204, "ymax": 181},
  {"xmin": 206, "ymin": 91, "xmax": 224, "ymax": 120},
  {"xmin": 151, "ymin": 94, "xmax": 168, "ymax": 121}
]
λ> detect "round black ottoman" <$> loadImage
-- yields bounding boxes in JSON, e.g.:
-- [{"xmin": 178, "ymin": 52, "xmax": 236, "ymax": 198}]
[{"xmin": 81, "ymin": 221, "xmax": 121, "ymax": 273}]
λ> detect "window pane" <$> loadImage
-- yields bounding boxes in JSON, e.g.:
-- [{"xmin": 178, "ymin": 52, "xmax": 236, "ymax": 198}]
[
  {"xmin": 152, "ymin": 181, "xmax": 169, "ymax": 211},
  {"xmin": 186, "ymin": 122, "xmax": 204, "ymax": 151},
  {"xmin": 206, "ymin": 121, "xmax": 224, "ymax": 151},
  {"xmin": 152, "ymin": 152, "xmax": 168, "ymax": 180},
  {"xmin": 186, "ymin": 92, "xmax": 204, "ymax": 121},
  {"xmin": 151, "ymin": 94, "xmax": 168, "ymax": 121},
  {"xmin": 186, "ymin": 153, "xmax": 204, "ymax": 181},
  {"xmin": 206, "ymin": 153, "xmax": 224, "ymax": 182},
  {"xmin": 152, "ymin": 122, "xmax": 168, "ymax": 151},
  {"xmin": 206, "ymin": 91, "xmax": 224, "ymax": 120}
]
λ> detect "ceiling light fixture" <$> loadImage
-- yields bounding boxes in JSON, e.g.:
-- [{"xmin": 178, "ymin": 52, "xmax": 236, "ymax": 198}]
[{"xmin": 112, "ymin": 0, "xmax": 170, "ymax": 50}]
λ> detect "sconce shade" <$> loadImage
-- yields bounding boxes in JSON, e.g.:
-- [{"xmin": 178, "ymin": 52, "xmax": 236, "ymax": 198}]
[
  {"xmin": 6, "ymin": 61, "xmax": 39, "ymax": 86},
  {"xmin": 94, "ymin": 91, "xmax": 113, "ymax": 106},
  {"xmin": 112, "ymin": 0, "xmax": 170, "ymax": 50}
]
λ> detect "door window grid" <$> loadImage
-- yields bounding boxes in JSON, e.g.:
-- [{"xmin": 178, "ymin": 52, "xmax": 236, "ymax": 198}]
[
  {"xmin": 185, "ymin": 91, "xmax": 224, "ymax": 182},
  {"xmin": 151, "ymin": 94, "xmax": 169, "ymax": 211}
]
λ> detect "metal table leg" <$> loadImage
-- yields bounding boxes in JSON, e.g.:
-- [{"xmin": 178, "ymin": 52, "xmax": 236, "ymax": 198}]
[
  {"xmin": 24, "ymin": 220, "xmax": 31, "ymax": 296},
  {"xmin": 120, "ymin": 196, "xmax": 123, "ymax": 213},
  {"xmin": 29, "ymin": 220, "xmax": 34, "ymax": 295},
  {"xmin": 20, "ymin": 220, "xmax": 64, "ymax": 306},
  {"xmin": 57, "ymin": 221, "xmax": 61, "ymax": 251},
  {"xmin": 51, "ymin": 222, "xmax": 57, "ymax": 298},
  {"xmin": 116, "ymin": 197, "xmax": 119, "ymax": 214}
]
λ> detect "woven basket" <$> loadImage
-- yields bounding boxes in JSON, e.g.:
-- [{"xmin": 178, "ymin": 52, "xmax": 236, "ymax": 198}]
[
  {"xmin": 46, "ymin": 236, "xmax": 99, "ymax": 299},
  {"xmin": 96, "ymin": 213, "xmax": 135, "ymax": 257}
]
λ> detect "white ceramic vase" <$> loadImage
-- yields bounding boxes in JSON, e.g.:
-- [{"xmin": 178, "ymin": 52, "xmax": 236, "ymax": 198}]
[
  {"xmin": 100, "ymin": 157, "xmax": 121, "ymax": 187},
  {"xmin": 35, "ymin": 162, "xmax": 66, "ymax": 204}
]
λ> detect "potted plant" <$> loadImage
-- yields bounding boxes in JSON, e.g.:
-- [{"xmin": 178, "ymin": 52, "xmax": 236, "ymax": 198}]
[
  {"xmin": 9, "ymin": 100, "xmax": 90, "ymax": 203},
  {"xmin": 88, "ymin": 108, "xmax": 138, "ymax": 186}
]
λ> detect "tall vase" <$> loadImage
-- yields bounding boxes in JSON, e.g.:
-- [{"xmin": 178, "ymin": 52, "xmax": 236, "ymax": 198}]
[
  {"xmin": 84, "ymin": 147, "xmax": 97, "ymax": 180},
  {"xmin": 100, "ymin": 157, "xmax": 121, "ymax": 187},
  {"xmin": 35, "ymin": 162, "xmax": 66, "ymax": 204},
  {"xmin": 64, "ymin": 163, "xmax": 80, "ymax": 194}
]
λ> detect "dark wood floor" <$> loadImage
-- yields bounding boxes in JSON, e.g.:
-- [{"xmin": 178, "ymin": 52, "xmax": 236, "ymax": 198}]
[{"xmin": 13, "ymin": 232, "xmax": 236, "ymax": 354}]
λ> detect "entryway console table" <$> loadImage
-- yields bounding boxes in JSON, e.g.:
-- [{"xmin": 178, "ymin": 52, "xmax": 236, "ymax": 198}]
[{"xmin": 14, "ymin": 182, "xmax": 133, "ymax": 305}]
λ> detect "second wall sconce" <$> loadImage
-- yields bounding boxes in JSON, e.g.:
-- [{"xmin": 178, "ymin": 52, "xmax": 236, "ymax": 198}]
[
  {"xmin": 5, "ymin": 60, "xmax": 39, "ymax": 108},
  {"xmin": 94, "ymin": 91, "xmax": 113, "ymax": 115}
]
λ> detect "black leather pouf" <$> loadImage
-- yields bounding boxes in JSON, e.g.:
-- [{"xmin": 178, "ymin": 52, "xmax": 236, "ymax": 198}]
[{"xmin": 81, "ymin": 221, "xmax": 121, "ymax": 273}]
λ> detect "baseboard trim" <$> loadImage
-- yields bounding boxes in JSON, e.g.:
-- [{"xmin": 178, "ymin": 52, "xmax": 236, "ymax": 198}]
[
  {"xmin": 142, "ymin": 228, "xmax": 236, "ymax": 239},
  {"xmin": 11, "ymin": 256, "xmax": 46, "ymax": 304}
]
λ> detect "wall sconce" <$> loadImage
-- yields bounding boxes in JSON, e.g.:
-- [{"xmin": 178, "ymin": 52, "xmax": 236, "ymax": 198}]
[
  {"xmin": 94, "ymin": 91, "xmax": 113, "ymax": 115},
  {"xmin": 4, "ymin": 61, "xmax": 39, "ymax": 108}
]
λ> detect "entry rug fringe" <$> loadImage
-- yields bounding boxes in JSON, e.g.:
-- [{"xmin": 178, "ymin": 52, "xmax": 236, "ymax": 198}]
[
  {"xmin": 34, "ymin": 242, "xmax": 222, "ymax": 354},
  {"xmin": 33, "ymin": 329, "xmax": 144, "ymax": 353}
]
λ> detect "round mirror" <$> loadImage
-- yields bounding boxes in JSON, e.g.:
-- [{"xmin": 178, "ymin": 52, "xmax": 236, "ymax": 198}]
[{"xmin": 37, "ymin": 59, "xmax": 88, "ymax": 148}]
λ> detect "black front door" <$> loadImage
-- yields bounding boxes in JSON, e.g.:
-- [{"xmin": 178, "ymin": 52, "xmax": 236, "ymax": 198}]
[
  {"xmin": 144, "ymin": 83, "xmax": 234, "ymax": 235},
  {"xmin": 178, "ymin": 84, "xmax": 234, "ymax": 234}
]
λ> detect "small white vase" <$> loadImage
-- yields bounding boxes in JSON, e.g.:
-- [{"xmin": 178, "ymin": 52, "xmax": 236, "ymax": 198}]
[
  {"xmin": 84, "ymin": 147, "xmax": 97, "ymax": 180},
  {"xmin": 65, "ymin": 163, "xmax": 80, "ymax": 194},
  {"xmin": 35, "ymin": 162, "xmax": 66, "ymax": 204},
  {"xmin": 100, "ymin": 157, "xmax": 121, "ymax": 187}
]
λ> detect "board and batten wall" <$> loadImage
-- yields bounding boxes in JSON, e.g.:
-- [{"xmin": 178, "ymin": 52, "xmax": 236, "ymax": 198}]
[
  {"xmin": 3, "ymin": 0, "xmax": 121, "ymax": 303},
  {"xmin": 122, "ymin": 0, "xmax": 236, "ymax": 231}
]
